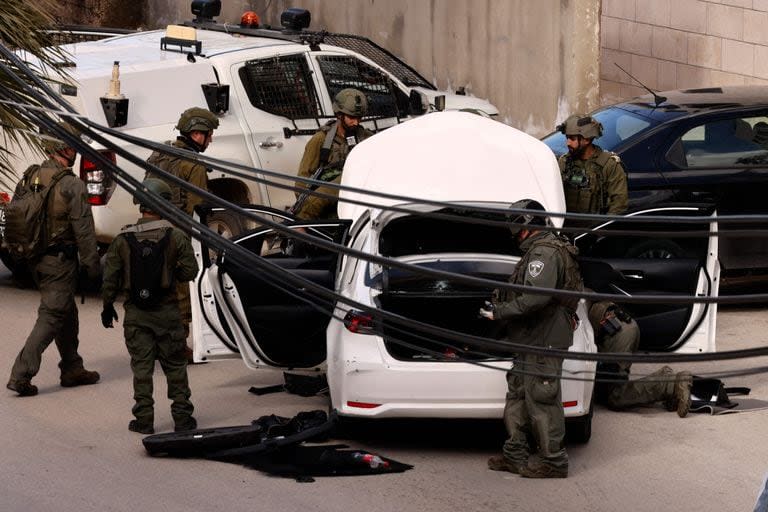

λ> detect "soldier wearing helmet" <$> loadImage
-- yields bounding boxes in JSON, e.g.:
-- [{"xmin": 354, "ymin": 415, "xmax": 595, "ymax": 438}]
[
  {"xmin": 557, "ymin": 114, "xmax": 628, "ymax": 224},
  {"xmin": 480, "ymin": 199, "xmax": 583, "ymax": 479},
  {"xmin": 101, "ymin": 178, "xmax": 199, "ymax": 435},
  {"xmin": 293, "ymin": 88, "xmax": 374, "ymax": 220},
  {"xmin": 146, "ymin": 107, "xmax": 219, "ymax": 216},
  {"xmin": 587, "ymin": 300, "xmax": 692, "ymax": 418},
  {"xmin": 145, "ymin": 107, "xmax": 218, "ymax": 358},
  {"xmin": 7, "ymin": 121, "xmax": 101, "ymax": 397}
]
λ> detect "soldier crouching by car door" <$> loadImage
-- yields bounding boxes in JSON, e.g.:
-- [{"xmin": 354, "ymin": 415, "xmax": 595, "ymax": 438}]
[
  {"xmin": 479, "ymin": 199, "xmax": 584, "ymax": 479},
  {"xmin": 100, "ymin": 179, "xmax": 199, "ymax": 435},
  {"xmin": 588, "ymin": 300, "xmax": 692, "ymax": 417}
]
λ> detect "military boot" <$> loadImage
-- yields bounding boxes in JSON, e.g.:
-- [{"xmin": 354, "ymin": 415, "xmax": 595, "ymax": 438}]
[
  {"xmin": 128, "ymin": 420, "xmax": 154, "ymax": 435},
  {"xmin": 60, "ymin": 368, "xmax": 100, "ymax": 387},
  {"xmin": 487, "ymin": 455, "xmax": 524, "ymax": 474},
  {"xmin": 7, "ymin": 379, "xmax": 38, "ymax": 397},
  {"xmin": 174, "ymin": 416, "xmax": 198, "ymax": 432},
  {"xmin": 519, "ymin": 460, "xmax": 568, "ymax": 479},
  {"xmin": 674, "ymin": 371, "xmax": 693, "ymax": 418}
]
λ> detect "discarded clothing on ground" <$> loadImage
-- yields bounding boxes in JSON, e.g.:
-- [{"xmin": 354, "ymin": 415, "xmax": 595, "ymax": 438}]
[
  {"xmin": 690, "ymin": 377, "xmax": 758, "ymax": 415},
  {"xmin": 141, "ymin": 410, "xmax": 412, "ymax": 480},
  {"xmin": 219, "ymin": 444, "xmax": 413, "ymax": 483}
]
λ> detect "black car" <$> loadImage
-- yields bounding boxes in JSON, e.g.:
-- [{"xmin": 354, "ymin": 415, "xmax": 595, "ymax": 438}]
[{"xmin": 542, "ymin": 86, "xmax": 768, "ymax": 279}]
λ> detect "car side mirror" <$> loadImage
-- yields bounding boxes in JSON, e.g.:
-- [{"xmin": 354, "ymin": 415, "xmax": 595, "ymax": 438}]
[{"xmin": 409, "ymin": 89, "xmax": 428, "ymax": 116}]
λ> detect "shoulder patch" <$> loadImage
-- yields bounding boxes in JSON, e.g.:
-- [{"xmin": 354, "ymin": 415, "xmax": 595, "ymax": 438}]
[{"xmin": 528, "ymin": 260, "xmax": 545, "ymax": 278}]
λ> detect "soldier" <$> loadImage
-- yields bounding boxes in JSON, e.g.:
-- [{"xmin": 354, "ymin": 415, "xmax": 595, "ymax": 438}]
[
  {"xmin": 6, "ymin": 123, "xmax": 101, "ymax": 397},
  {"xmin": 101, "ymin": 179, "xmax": 199, "ymax": 434},
  {"xmin": 588, "ymin": 300, "xmax": 692, "ymax": 417},
  {"xmin": 293, "ymin": 88, "xmax": 374, "ymax": 220},
  {"xmin": 145, "ymin": 107, "xmax": 219, "ymax": 359},
  {"xmin": 480, "ymin": 199, "xmax": 583, "ymax": 479},
  {"xmin": 557, "ymin": 114, "xmax": 628, "ymax": 224},
  {"xmin": 146, "ymin": 107, "xmax": 219, "ymax": 216}
]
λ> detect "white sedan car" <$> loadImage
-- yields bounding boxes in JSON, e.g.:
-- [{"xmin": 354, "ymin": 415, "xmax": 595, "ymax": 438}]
[{"xmin": 191, "ymin": 112, "xmax": 719, "ymax": 442}]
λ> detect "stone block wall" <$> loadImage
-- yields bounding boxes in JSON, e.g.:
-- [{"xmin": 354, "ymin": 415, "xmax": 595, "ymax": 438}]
[{"xmin": 601, "ymin": 0, "xmax": 768, "ymax": 104}]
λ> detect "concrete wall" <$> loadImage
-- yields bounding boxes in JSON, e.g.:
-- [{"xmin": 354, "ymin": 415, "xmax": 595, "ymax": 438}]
[
  {"xmin": 601, "ymin": 0, "xmax": 768, "ymax": 104},
  {"xmin": 145, "ymin": 0, "xmax": 602, "ymax": 136}
]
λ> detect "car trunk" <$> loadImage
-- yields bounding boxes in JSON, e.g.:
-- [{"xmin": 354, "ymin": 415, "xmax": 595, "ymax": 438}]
[{"xmin": 373, "ymin": 210, "xmax": 519, "ymax": 361}]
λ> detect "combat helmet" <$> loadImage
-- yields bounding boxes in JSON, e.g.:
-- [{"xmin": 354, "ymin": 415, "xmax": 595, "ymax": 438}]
[
  {"xmin": 175, "ymin": 107, "xmax": 220, "ymax": 134},
  {"xmin": 134, "ymin": 178, "xmax": 172, "ymax": 212},
  {"xmin": 332, "ymin": 88, "xmax": 368, "ymax": 117},
  {"xmin": 41, "ymin": 121, "xmax": 80, "ymax": 154},
  {"xmin": 558, "ymin": 114, "xmax": 603, "ymax": 139},
  {"xmin": 507, "ymin": 199, "xmax": 550, "ymax": 236}
]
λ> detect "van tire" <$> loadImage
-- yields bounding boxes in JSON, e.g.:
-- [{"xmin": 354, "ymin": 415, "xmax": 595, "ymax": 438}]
[{"xmin": 207, "ymin": 211, "xmax": 244, "ymax": 240}]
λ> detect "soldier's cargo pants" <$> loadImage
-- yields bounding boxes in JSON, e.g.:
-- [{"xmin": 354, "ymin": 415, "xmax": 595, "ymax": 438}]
[
  {"xmin": 123, "ymin": 304, "xmax": 193, "ymax": 425},
  {"xmin": 503, "ymin": 353, "xmax": 568, "ymax": 471},
  {"xmin": 9, "ymin": 254, "xmax": 85, "ymax": 383}
]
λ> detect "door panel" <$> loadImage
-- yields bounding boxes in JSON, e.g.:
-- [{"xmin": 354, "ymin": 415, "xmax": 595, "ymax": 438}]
[
  {"xmin": 576, "ymin": 208, "xmax": 719, "ymax": 353},
  {"xmin": 193, "ymin": 206, "xmax": 349, "ymax": 368},
  {"xmin": 232, "ymin": 53, "xmax": 326, "ymax": 210}
]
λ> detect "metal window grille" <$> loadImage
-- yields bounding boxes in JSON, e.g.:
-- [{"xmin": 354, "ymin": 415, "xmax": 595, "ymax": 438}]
[
  {"xmin": 318, "ymin": 56, "xmax": 398, "ymax": 119},
  {"xmin": 44, "ymin": 26, "xmax": 136, "ymax": 46},
  {"xmin": 238, "ymin": 55, "xmax": 320, "ymax": 120},
  {"xmin": 320, "ymin": 33, "xmax": 434, "ymax": 91}
]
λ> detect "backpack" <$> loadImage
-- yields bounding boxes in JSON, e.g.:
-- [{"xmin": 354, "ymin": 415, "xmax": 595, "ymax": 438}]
[
  {"xmin": 124, "ymin": 228, "xmax": 173, "ymax": 309},
  {"xmin": 2, "ymin": 165, "xmax": 68, "ymax": 260}
]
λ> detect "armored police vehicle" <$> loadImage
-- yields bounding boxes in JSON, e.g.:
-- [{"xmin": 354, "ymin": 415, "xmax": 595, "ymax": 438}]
[{"xmin": 0, "ymin": 0, "xmax": 497, "ymax": 273}]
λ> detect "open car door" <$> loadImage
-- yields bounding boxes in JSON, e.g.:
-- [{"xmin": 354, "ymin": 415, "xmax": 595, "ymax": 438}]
[
  {"xmin": 191, "ymin": 205, "xmax": 350, "ymax": 369},
  {"xmin": 576, "ymin": 207, "xmax": 719, "ymax": 353}
]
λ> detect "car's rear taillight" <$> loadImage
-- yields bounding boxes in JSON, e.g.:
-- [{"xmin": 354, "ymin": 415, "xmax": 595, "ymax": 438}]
[
  {"xmin": 343, "ymin": 310, "xmax": 375, "ymax": 334},
  {"xmin": 80, "ymin": 150, "xmax": 117, "ymax": 206},
  {"xmin": 0, "ymin": 192, "xmax": 10, "ymax": 203}
]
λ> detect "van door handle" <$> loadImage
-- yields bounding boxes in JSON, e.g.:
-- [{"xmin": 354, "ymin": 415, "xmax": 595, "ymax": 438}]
[
  {"xmin": 259, "ymin": 139, "xmax": 283, "ymax": 149},
  {"xmin": 620, "ymin": 271, "xmax": 644, "ymax": 280}
]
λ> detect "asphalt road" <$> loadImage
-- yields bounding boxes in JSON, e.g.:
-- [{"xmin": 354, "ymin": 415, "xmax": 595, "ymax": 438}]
[{"xmin": 1, "ymin": 265, "xmax": 767, "ymax": 512}]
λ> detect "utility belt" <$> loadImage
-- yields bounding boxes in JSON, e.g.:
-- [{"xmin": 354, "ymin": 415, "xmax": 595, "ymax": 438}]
[{"xmin": 45, "ymin": 244, "xmax": 78, "ymax": 260}]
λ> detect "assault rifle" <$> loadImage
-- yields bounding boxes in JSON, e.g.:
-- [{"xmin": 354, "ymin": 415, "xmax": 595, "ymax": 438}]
[{"xmin": 288, "ymin": 164, "xmax": 341, "ymax": 216}]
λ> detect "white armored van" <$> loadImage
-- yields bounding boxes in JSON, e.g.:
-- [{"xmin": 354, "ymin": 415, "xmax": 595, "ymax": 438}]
[{"xmin": 0, "ymin": 1, "xmax": 497, "ymax": 271}]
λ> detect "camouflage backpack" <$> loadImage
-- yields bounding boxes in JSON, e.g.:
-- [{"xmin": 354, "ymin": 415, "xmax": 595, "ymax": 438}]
[{"xmin": 2, "ymin": 165, "xmax": 68, "ymax": 260}]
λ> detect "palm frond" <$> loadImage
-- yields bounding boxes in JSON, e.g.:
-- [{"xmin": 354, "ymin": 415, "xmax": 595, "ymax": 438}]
[{"xmin": 0, "ymin": 0, "xmax": 71, "ymax": 189}]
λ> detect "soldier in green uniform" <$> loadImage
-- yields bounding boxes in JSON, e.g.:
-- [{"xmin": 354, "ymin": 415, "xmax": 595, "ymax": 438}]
[
  {"xmin": 6, "ymin": 124, "xmax": 101, "ymax": 397},
  {"xmin": 480, "ymin": 199, "xmax": 583, "ymax": 479},
  {"xmin": 101, "ymin": 179, "xmax": 199, "ymax": 434},
  {"xmin": 588, "ymin": 301, "xmax": 692, "ymax": 417},
  {"xmin": 145, "ymin": 107, "xmax": 218, "ymax": 359},
  {"xmin": 293, "ymin": 88, "xmax": 374, "ymax": 220},
  {"xmin": 557, "ymin": 114, "xmax": 628, "ymax": 224}
]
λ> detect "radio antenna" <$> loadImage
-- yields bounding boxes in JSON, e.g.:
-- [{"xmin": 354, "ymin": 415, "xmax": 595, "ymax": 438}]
[{"xmin": 614, "ymin": 63, "xmax": 667, "ymax": 107}]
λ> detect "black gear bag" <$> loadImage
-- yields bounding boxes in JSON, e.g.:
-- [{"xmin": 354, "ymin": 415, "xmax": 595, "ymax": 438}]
[{"xmin": 124, "ymin": 228, "xmax": 173, "ymax": 309}]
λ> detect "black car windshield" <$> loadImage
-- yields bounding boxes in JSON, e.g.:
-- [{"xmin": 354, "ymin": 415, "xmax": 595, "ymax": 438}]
[{"xmin": 541, "ymin": 107, "xmax": 660, "ymax": 156}]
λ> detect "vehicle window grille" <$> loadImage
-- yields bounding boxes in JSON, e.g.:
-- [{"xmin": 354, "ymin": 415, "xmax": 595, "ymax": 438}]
[
  {"xmin": 320, "ymin": 34, "xmax": 435, "ymax": 91},
  {"xmin": 318, "ymin": 56, "xmax": 399, "ymax": 118},
  {"xmin": 42, "ymin": 26, "xmax": 136, "ymax": 46},
  {"xmin": 238, "ymin": 55, "xmax": 320, "ymax": 120}
]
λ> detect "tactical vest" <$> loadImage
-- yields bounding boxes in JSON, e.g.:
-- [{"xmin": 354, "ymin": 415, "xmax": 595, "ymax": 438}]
[
  {"xmin": 117, "ymin": 220, "xmax": 178, "ymax": 303},
  {"xmin": 560, "ymin": 148, "xmax": 619, "ymax": 215},
  {"xmin": 509, "ymin": 234, "xmax": 583, "ymax": 312},
  {"xmin": 317, "ymin": 122, "xmax": 370, "ymax": 178},
  {"xmin": 146, "ymin": 140, "xmax": 203, "ymax": 214}
]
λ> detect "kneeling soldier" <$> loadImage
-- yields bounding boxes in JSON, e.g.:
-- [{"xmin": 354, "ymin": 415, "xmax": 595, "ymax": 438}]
[{"xmin": 101, "ymin": 179, "xmax": 199, "ymax": 434}]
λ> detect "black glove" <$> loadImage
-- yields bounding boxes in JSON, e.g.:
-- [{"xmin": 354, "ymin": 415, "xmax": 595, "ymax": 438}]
[{"xmin": 101, "ymin": 303, "xmax": 118, "ymax": 328}]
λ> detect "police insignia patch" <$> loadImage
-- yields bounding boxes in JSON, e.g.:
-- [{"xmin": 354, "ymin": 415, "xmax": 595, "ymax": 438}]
[{"xmin": 528, "ymin": 260, "xmax": 544, "ymax": 277}]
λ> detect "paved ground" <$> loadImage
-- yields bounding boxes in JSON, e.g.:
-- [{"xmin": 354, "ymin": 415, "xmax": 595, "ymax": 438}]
[{"xmin": 1, "ymin": 264, "xmax": 767, "ymax": 512}]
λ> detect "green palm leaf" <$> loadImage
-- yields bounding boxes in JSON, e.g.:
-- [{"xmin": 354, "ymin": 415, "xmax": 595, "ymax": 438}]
[{"xmin": 0, "ymin": 0, "xmax": 71, "ymax": 190}]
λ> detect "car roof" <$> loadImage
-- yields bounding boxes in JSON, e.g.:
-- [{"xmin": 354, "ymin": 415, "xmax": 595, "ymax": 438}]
[
  {"xmin": 339, "ymin": 111, "xmax": 566, "ymax": 225},
  {"xmin": 616, "ymin": 86, "xmax": 768, "ymax": 118}
]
